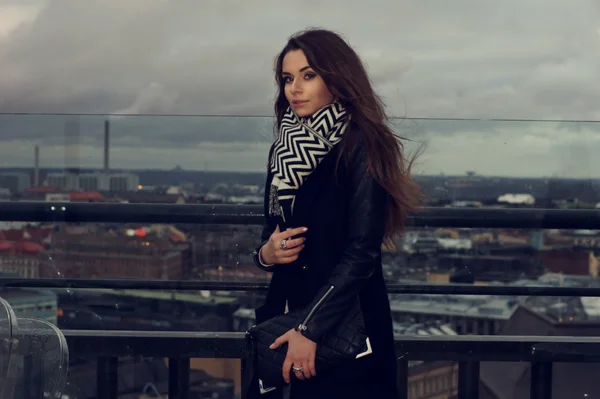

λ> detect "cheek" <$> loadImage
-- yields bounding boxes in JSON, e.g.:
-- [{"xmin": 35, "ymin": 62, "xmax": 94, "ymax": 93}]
[
  {"xmin": 316, "ymin": 82, "xmax": 334, "ymax": 103},
  {"xmin": 316, "ymin": 87, "xmax": 334, "ymax": 106},
  {"xmin": 284, "ymin": 85, "xmax": 292, "ymax": 101}
]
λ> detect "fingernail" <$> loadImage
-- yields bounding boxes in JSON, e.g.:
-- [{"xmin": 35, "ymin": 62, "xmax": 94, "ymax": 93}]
[{"xmin": 303, "ymin": 228, "xmax": 308, "ymax": 232}]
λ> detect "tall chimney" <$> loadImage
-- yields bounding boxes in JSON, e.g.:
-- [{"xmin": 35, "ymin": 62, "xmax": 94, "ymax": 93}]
[
  {"xmin": 34, "ymin": 145, "xmax": 39, "ymax": 187},
  {"xmin": 64, "ymin": 116, "xmax": 80, "ymax": 175},
  {"xmin": 104, "ymin": 119, "xmax": 110, "ymax": 174}
]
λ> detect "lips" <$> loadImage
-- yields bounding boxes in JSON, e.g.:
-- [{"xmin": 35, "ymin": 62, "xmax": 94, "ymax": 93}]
[{"xmin": 292, "ymin": 100, "xmax": 308, "ymax": 107}]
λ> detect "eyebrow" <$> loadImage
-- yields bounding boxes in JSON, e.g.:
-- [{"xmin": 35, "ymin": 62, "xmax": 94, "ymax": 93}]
[{"xmin": 282, "ymin": 66, "xmax": 312, "ymax": 75}]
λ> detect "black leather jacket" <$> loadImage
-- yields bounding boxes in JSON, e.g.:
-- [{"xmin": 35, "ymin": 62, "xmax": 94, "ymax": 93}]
[{"xmin": 252, "ymin": 133, "xmax": 388, "ymax": 343}]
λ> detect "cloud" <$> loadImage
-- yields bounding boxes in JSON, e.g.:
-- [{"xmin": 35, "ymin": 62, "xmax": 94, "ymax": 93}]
[
  {"xmin": 1, "ymin": 116, "xmax": 599, "ymax": 178},
  {"xmin": 0, "ymin": 0, "xmax": 599, "ymax": 177}
]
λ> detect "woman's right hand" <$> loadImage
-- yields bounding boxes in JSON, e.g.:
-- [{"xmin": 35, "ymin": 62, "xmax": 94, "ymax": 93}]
[{"xmin": 260, "ymin": 225, "xmax": 307, "ymax": 265}]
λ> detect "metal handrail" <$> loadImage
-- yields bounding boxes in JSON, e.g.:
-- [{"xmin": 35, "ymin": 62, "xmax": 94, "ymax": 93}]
[
  {"xmin": 63, "ymin": 329, "xmax": 600, "ymax": 360},
  {"xmin": 61, "ymin": 330, "xmax": 595, "ymax": 399},
  {"xmin": 2, "ymin": 201, "xmax": 600, "ymax": 229},
  {"xmin": 1, "ymin": 201, "xmax": 600, "ymax": 296},
  {"xmin": 1, "ymin": 278, "xmax": 600, "ymax": 297}
]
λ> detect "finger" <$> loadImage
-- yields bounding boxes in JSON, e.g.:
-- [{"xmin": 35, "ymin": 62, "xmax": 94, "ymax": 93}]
[
  {"xmin": 302, "ymin": 360, "xmax": 311, "ymax": 379},
  {"xmin": 269, "ymin": 226, "xmax": 281, "ymax": 246},
  {"xmin": 308, "ymin": 356, "xmax": 317, "ymax": 377},
  {"xmin": 281, "ymin": 227, "xmax": 308, "ymax": 239},
  {"xmin": 294, "ymin": 365, "xmax": 305, "ymax": 381},
  {"xmin": 270, "ymin": 335, "xmax": 287, "ymax": 349},
  {"xmin": 282, "ymin": 357, "xmax": 292, "ymax": 384},
  {"xmin": 284, "ymin": 236, "xmax": 306, "ymax": 249},
  {"xmin": 278, "ymin": 245, "xmax": 304, "ymax": 257},
  {"xmin": 276, "ymin": 254, "xmax": 299, "ymax": 264}
]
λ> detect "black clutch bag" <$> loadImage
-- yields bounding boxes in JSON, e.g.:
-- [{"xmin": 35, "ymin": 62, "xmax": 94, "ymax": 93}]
[{"xmin": 245, "ymin": 300, "xmax": 372, "ymax": 394}]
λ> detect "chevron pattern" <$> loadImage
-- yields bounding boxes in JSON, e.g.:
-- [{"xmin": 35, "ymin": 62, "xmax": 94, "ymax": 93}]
[
  {"xmin": 271, "ymin": 102, "xmax": 349, "ymax": 190},
  {"xmin": 269, "ymin": 102, "xmax": 350, "ymax": 224}
]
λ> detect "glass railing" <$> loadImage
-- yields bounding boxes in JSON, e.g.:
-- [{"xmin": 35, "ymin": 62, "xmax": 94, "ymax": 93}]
[{"xmin": 2, "ymin": 113, "xmax": 600, "ymax": 398}]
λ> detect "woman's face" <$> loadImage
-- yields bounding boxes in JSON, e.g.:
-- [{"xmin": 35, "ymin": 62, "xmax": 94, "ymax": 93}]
[{"xmin": 281, "ymin": 49, "xmax": 334, "ymax": 118}]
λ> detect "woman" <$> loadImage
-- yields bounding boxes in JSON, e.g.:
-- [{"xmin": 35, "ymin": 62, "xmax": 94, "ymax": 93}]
[{"xmin": 250, "ymin": 28, "xmax": 420, "ymax": 399}]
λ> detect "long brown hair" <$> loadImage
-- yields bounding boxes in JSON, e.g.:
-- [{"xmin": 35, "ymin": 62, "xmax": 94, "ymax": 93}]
[{"xmin": 273, "ymin": 28, "xmax": 422, "ymax": 247}]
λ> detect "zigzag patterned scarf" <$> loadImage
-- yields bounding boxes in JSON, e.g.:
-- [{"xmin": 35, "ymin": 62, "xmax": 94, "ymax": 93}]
[{"xmin": 269, "ymin": 102, "xmax": 350, "ymax": 224}]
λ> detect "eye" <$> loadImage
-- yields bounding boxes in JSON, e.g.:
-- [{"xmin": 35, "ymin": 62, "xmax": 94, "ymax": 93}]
[
  {"xmin": 304, "ymin": 73, "xmax": 316, "ymax": 80},
  {"xmin": 282, "ymin": 76, "xmax": 292, "ymax": 84}
]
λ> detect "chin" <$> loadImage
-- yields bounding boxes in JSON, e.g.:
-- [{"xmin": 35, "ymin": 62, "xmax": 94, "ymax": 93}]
[{"xmin": 294, "ymin": 108, "xmax": 315, "ymax": 118}]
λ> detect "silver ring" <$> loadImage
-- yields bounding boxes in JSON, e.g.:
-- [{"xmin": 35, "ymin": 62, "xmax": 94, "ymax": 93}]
[
  {"xmin": 280, "ymin": 239, "xmax": 288, "ymax": 250},
  {"xmin": 292, "ymin": 365, "xmax": 303, "ymax": 373}
]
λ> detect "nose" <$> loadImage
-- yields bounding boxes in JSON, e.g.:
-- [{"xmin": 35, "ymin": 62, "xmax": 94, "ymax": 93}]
[{"xmin": 290, "ymin": 78, "xmax": 302, "ymax": 94}]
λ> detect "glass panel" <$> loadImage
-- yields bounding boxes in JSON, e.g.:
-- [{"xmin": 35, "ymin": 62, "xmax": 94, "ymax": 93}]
[
  {"xmin": 0, "ymin": 297, "xmax": 18, "ymax": 399},
  {"xmin": 2, "ymin": 114, "xmax": 600, "ymax": 177}
]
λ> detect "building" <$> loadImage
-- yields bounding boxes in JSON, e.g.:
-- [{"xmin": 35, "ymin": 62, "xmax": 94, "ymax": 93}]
[
  {"xmin": 54, "ymin": 288, "xmax": 241, "ymax": 397},
  {"xmin": 497, "ymin": 193, "xmax": 535, "ymax": 206},
  {"xmin": 407, "ymin": 361, "xmax": 458, "ymax": 399},
  {"xmin": 0, "ymin": 227, "xmax": 52, "ymax": 278},
  {"xmin": 46, "ymin": 172, "xmax": 79, "ymax": 191},
  {"xmin": 45, "ymin": 171, "xmax": 139, "ymax": 192},
  {"xmin": 480, "ymin": 305, "xmax": 600, "ymax": 399},
  {"xmin": 57, "ymin": 288, "xmax": 239, "ymax": 331},
  {"xmin": 68, "ymin": 191, "xmax": 105, "ymax": 202},
  {"xmin": 77, "ymin": 173, "xmax": 108, "ymax": 191},
  {"xmin": 108, "ymin": 173, "xmax": 139, "ymax": 192},
  {"xmin": 43, "ymin": 225, "xmax": 188, "ymax": 280},
  {"xmin": 435, "ymin": 253, "xmax": 545, "ymax": 283},
  {"xmin": 116, "ymin": 192, "xmax": 186, "ymax": 204},
  {"xmin": 389, "ymin": 294, "xmax": 517, "ymax": 335},
  {"xmin": 63, "ymin": 357, "xmax": 235, "ymax": 399},
  {"xmin": 0, "ymin": 242, "xmax": 43, "ymax": 278},
  {"xmin": 0, "ymin": 172, "xmax": 31, "ymax": 194},
  {"xmin": 536, "ymin": 248, "xmax": 599, "ymax": 276},
  {"xmin": 0, "ymin": 283, "xmax": 58, "ymax": 324}
]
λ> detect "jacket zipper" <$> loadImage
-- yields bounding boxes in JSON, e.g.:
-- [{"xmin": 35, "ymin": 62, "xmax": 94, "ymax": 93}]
[
  {"xmin": 297, "ymin": 285, "xmax": 335, "ymax": 331},
  {"xmin": 302, "ymin": 123, "xmax": 334, "ymax": 149},
  {"xmin": 280, "ymin": 205, "xmax": 286, "ymax": 223}
]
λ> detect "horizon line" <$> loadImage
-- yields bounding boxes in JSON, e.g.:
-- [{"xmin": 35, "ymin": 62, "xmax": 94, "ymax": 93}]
[
  {"xmin": 0, "ymin": 112, "xmax": 599, "ymax": 124},
  {"xmin": 0, "ymin": 166, "xmax": 597, "ymax": 180}
]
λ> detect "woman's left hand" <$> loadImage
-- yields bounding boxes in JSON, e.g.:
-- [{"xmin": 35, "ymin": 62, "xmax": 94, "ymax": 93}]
[{"xmin": 270, "ymin": 329, "xmax": 317, "ymax": 383}]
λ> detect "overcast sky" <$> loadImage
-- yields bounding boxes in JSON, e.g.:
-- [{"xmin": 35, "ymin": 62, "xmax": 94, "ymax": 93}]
[{"xmin": 1, "ymin": 0, "xmax": 600, "ymax": 177}]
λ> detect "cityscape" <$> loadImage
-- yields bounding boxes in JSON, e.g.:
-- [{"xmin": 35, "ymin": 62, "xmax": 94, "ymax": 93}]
[
  {"xmin": 2, "ymin": 0, "xmax": 600, "ymax": 396},
  {"xmin": 1, "ymin": 120, "xmax": 600, "ymax": 398}
]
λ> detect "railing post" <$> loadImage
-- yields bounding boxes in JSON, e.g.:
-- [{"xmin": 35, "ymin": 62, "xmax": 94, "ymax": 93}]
[
  {"xmin": 458, "ymin": 361, "xmax": 479, "ymax": 399},
  {"xmin": 168, "ymin": 357, "xmax": 190, "ymax": 399},
  {"xmin": 97, "ymin": 356, "xmax": 118, "ymax": 399},
  {"xmin": 530, "ymin": 362, "xmax": 552, "ymax": 399},
  {"xmin": 397, "ymin": 359, "xmax": 409, "ymax": 399},
  {"xmin": 23, "ymin": 354, "xmax": 42, "ymax": 399},
  {"xmin": 241, "ymin": 353, "xmax": 251, "ymax": 399}
]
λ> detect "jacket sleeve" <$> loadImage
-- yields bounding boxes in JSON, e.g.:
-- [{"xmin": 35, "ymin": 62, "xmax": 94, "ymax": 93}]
[{"xmin": 293, "ymin": 144, "xmax": 388, "ymax": 342}]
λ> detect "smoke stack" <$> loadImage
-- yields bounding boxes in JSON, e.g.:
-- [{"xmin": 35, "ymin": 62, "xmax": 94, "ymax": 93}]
[
  {"xmin": 34, "ymin": 145, "xmax": 39, "ymax": 187},
  {"xmin": 64, "ymin": 116, "xmax": 80, "ymax": 175},
  {"xmin": 104, "ymin": 119, "xmax": 110, "ymax": 174}
]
